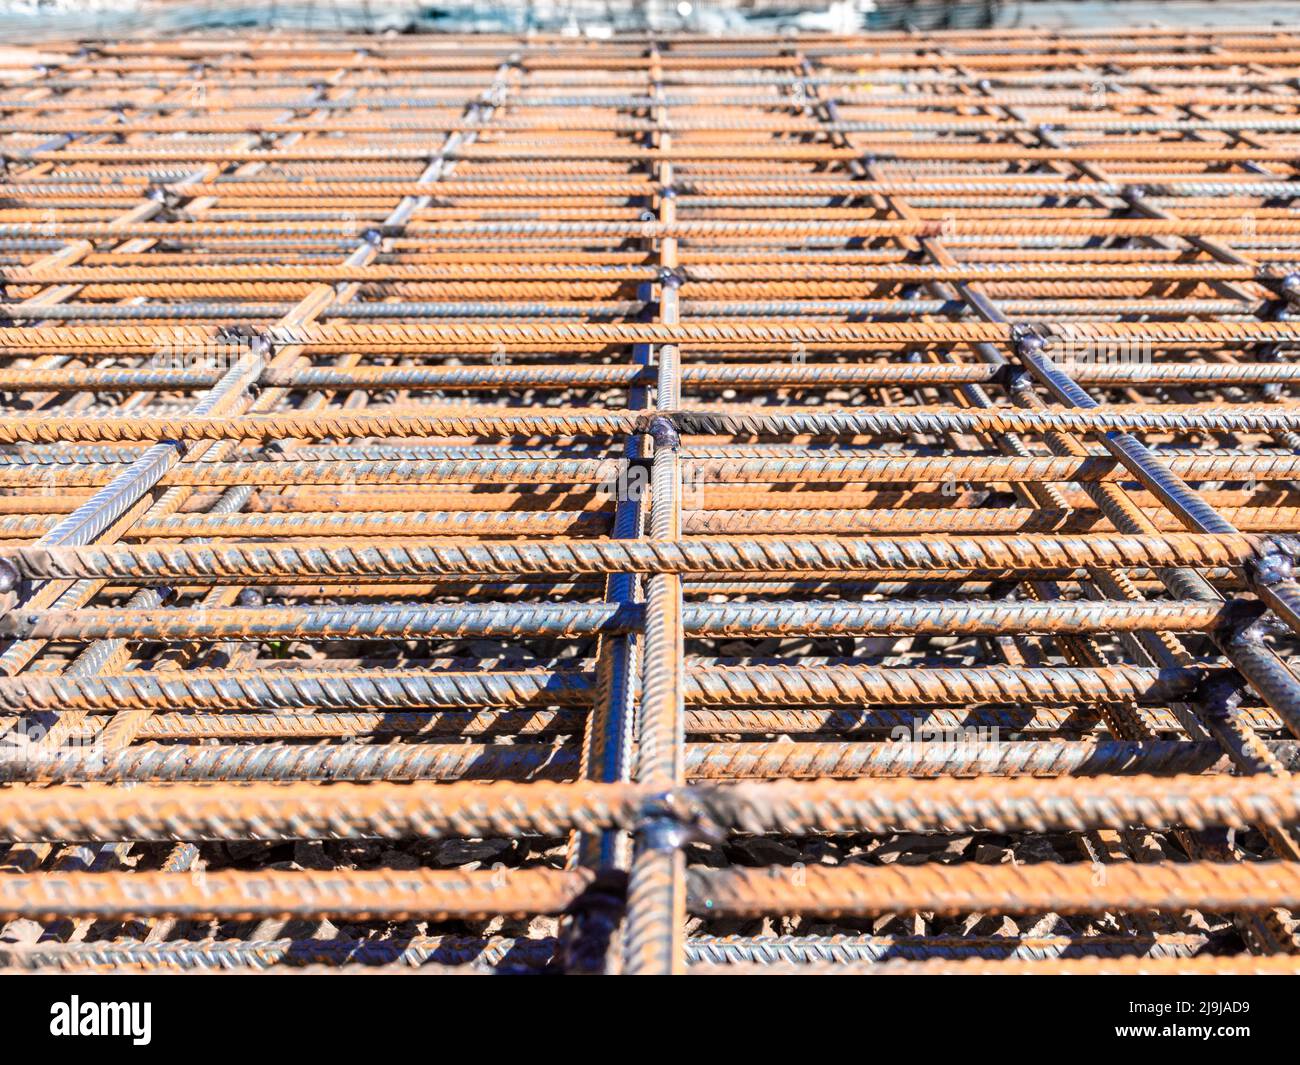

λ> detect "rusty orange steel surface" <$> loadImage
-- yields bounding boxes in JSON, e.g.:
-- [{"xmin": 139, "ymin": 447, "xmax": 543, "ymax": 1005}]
[{"xmin": 4, "ymin": 25, "xmax": 1300, "ymax": 974}]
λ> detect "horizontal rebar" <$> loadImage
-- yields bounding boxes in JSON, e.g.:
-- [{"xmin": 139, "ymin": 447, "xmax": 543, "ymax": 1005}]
[
  {"xmin": 0, "ymin": 740, "xmax": 1267, "ymax": 782},
  {"xmin": 0, "ymin": 774, "xmax": 1296, "ymax": 841},
  {"xmin": 0, "ymin": 664, "xmax": 1221, "ymax": 713}
]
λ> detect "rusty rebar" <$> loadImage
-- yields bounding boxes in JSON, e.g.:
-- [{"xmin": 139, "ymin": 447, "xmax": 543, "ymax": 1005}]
[{"xmin": 4, "ymin": 25, "xmax": 1300, "ymax": 973}]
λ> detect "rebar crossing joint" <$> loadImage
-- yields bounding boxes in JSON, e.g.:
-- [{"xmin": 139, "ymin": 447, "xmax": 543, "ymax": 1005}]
[
  {"xmin": 1249, "ymin": 538, "xmax": 1299, "ymax": 588},
  {"xmin": 1213, "ymin": 597, "xmax": 1272, "ymax": 650},
  {"xmin": 637, "ymin": 790, "xmax": 722, "ymax": 851},
  {"xmin": 658, "ymin": 267, "xmax": 684, "ymax": 290},
  {"xmin": 145, "ymin": 184, "xmax": 182, "ymax": 213},
  {"xmin": 1192, "ymin": 669, "xmax": 1248, "ymax": 723},
  {"xmin": 644, "ymin": 414, "xmax": 680, "ymax": 452},
  {"xmin": 1012, "ymin": 326, "xmax": 1047, "ymax": 360},
  {"xmin": 0, "ymin": 558, "xmax": 18, "ymax": 595}
]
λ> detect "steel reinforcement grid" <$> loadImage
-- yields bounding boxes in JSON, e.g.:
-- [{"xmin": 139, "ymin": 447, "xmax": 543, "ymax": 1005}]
[{"xmin": 4, "ymin": 25, "xmax": 1300, "ymax": 976}]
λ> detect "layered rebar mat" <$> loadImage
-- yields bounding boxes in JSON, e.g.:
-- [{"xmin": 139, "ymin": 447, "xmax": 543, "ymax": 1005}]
[{"xmin": 4, "ymin": 25, "xmax": 1300, "ymax": 974}]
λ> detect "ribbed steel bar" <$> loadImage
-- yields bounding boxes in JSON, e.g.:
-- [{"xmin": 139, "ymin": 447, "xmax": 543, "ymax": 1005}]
[
  {"xmin": 0, "ymin": 664, "xmax": 1225, "ymax": 713},
  {"xmin": 15, "ymin": 407, "xmax": 1300, "ymax": 443},
  {"xmin": 3, "ymin": 774, "xmax": 1300, "ymax": 842},
  {"xmin": 0, "ymin": 533, "xmax": 1283, "ymax": 580},
  {"xmin": 696, "ymin": 956, "xmax": 1300, "ymax": 975},
  {"xmin": 0, "ymin": 739, "xmax": 1278, "ymax": 783},
  {"xmin": 686, "ymin": 862, "xmax": 1300, "ymax": 918},
  {"xmin": 85, "ymin": 702, "xmax": 1289, "ymax": 740},
  {"xmin": 0, "ymin": 931, "xmax": 1213, "ymax": 972},
  {"xmin": 0, "ymin": 867, "xmax": 594, "ymax": 921},
  {"xmin": 0, "ymin": 599, "xmax": 1239, "ymax": 640},
  {"xmin": 3, "ymin": 452, "xmax": 1300, "ymax": 488},
  {"xmin": 1, "ymin": 859, "xmax": 1298, "ymax": 922}
]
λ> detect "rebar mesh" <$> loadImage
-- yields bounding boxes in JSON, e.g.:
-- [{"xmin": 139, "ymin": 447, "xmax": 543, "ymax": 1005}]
[{"xmin": 2, "ymin": 25, "xmax": 1300, "ymax": 974}]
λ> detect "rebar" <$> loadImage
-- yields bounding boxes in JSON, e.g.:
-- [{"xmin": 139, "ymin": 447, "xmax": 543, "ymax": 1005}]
[{"xmin": 3, "ymin": 24, "xmax": 1300, "ymax": 974}]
